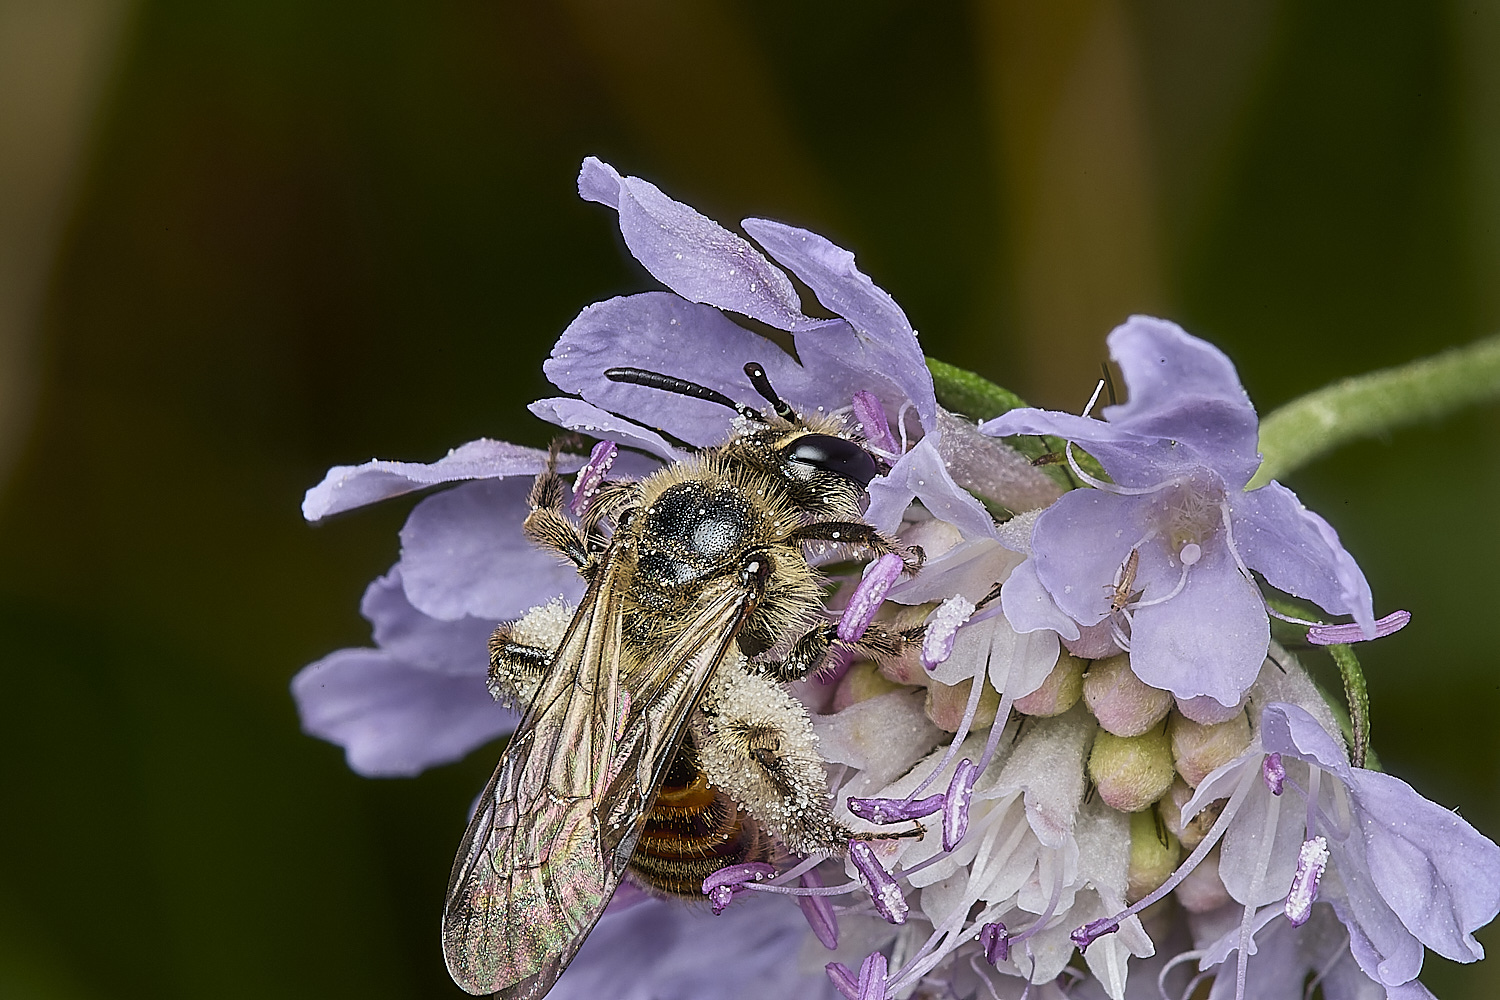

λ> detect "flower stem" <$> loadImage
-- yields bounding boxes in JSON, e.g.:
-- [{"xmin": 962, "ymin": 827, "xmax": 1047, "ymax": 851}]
[
  {"xmin": 1327, "ymin": 643, "xmax": 1370, "ymax": 769},
  {"xmin": 1251, "ymin": 331, "xmax": 1500, "ymax": 487}
]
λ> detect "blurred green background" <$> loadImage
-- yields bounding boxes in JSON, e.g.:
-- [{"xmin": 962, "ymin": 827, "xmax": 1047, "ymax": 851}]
[{"xmin": 1, "ymin": 1, "xmax": 1497, "ymax": 997}]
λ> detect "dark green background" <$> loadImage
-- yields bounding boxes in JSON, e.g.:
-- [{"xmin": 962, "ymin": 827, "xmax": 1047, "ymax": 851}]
[{"xmin": 2, "ymin": 2, "xmax": 1496, "ymax": 997}]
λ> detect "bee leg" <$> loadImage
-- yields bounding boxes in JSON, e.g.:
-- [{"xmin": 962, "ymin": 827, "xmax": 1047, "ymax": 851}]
[
  {"xmin": 790, "ymin": 521, "xmax": 923, "ymax": 571},
  {"xmin": 522, "ymin": 439, "xmax": 594, "ymax": 570},
  {"xmin": 756, "ymin": 622, "xmax": 924, "ymax": 683},
  {"xmin": 487, "ymin": 621, "xmax": 555, "ymax": 708},
  {"xmin": 695, "ymin": 711, "xmax": 847, "ymax": 856}
]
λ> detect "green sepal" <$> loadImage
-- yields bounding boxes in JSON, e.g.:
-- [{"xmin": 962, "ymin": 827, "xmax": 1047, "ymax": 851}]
[
  {"xmin": 1264, "ymin": 594, "xmax": 1372, "ymax": 769},
  {"xmin": 1327, "ymin": 642, "xmax": 1371, "ymax": 770}
]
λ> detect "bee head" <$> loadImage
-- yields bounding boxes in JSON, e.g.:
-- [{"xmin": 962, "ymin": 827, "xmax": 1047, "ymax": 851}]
[
  {"xmin": 603, "ymin": 363, "xmax": 885, "ymax": 490},
  {"xmin": 777, "ymin": 433, "xmax": 879, "ymax": 488}
]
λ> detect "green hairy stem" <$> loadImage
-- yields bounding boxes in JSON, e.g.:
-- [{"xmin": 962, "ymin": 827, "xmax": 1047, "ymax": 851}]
[
  {"xmin": 1327, "ymin": 643, "xmax": 1371, "ymax": 769},
  {"xmin": 1250, "ymin": 330, "xmax": 1500, "ymax": 487}
]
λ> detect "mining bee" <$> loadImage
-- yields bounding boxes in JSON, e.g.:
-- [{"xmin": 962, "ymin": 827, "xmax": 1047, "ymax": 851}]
[{"xmin": 442, "ymin": 363, "xmax": 924, "ymax": 998}]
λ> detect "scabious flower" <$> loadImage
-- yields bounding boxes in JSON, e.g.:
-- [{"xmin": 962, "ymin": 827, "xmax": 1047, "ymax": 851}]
[
  {"xmin": 295, "ymin": 158, "xmax": 1497, "ymax": 1000},
  {"xmin": 983, "ymin": 318, "xmax": 1379, "ymax": 710}
]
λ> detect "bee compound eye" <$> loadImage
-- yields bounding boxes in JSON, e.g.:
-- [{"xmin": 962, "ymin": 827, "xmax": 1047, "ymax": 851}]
[{"xmin": 780, "ymin": 434, "xmax": 880, "ymax": 488}]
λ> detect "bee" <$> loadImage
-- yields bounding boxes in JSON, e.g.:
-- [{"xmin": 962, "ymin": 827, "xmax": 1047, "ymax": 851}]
[{"xmin": 442, "ymin": 363, "xmax": 924, "ymax": 998}]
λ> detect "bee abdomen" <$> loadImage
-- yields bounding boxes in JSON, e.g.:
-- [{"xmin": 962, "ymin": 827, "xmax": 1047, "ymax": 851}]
[{"xmin": 628, "ymin": 771, "xmax": 773, "ymax": 897}]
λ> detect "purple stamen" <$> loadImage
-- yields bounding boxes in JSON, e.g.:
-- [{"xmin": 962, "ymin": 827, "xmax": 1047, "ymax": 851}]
[
  {"xmin": 852, "ymin": 390, "xmax": 899, "ymax": 455},
  {"xmin": 1307, "ymin": 609, "xmax": 1411, "ymax": 645},
  {"xmin": 850, "ymin": 841, "xmax": 908, "ymax": 924},
  {"xmin": 978, "ymin": 922, "xmax": 1009, "ymax": 964},
  {"xmin": 797, "ymin": 868, "xmax": 839, "ymax": 950},
  {"xmin": 1070, "ymin": 916, "xmax": 1119, "ymax": 950},
  {"xmin": 702, "ymin": 861, "xmax": 777, "ymax": 894},
  {"xmin": 847, "ymin": 793, "xmax": 945, "ymax": 824},
  {"xmin": 707, "ymin": 884, "xmax": 735, "ymax": 915},
  {"xmin": 1262, "ymin": 752, "xmax": 1286, "ymax": 796},
  {"xmin": 1285, "ymin": 835, "xmax": 1330, "ymax": 927},
  {"xmin": 568, "ymin": 440, "xmax": 617, "ymax": 516},
  {"xmin": 857, "ymin": 951, "xmax": 889, "ymax": 1000},
  {"xmin": 838, "ymin": 553, "xmax": 906, "ymax": 643},
  {"xmin": 921, "ymin": 595, "xmax": 975, "ymax": 669},
  {"xmin": 943, "ymin": 759, "xmax": 978, "ymax": 851},
  {"xmin": 826, "ymin": 962, "xmax": 859, "ymax": 1000}
]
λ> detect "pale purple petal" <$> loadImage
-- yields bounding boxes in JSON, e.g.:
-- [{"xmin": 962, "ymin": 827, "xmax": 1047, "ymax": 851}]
[
  {"xmin": 291, "ymin": 650, "xmax": 514, "ymax": 777},
  {"xmin": 791, "ymin": 317, "xmax": 935, "ymax": 432},
  {"xmin": 839, "ymin": 553, "xmax": 905, "ymax": 642},
  {"xmin": 1101, "ymin": 316, "xmax": 1261, "ymax": 485},
  {"xmin": 547, "ymin": 891, "xmax": 839, "ymax": 1000},
  {"xmin": 362, "ymin": 568, "xmax": 496, "ymax": 675},
  {"xmin": 578, "ymin": 158, "xmax": 818, "ymax": 332},
  {"xmin": 1060, "ymin": 620, "xmax": 1124, "ymax": 659},
  {"xmin": 852, "ymin": 390, "xmax": 898, "ymax": 453},
  {"xmin": 398, "ymin": 478, "xmax": 586, "ymax": 621},
  {"xmin": 998, "ymin": 558, "xmax": 1081, "ymax": 641},
  {"xmin": 741, "ymin": 218, "xmax": 937, "ymax": 430},
  {"xmin": 979, "ymin": 408, "xmax": 1194, "ymax": 488},
  {"xmin": 1127, "ymin": 542, "xmax": 1268, "ymax": 706},
  {"xmin": 529, "ymin": 396, "xmax": 685, "ymax": 462},
  {"xmin": 1263, "ymin": 704, "xmax": 1500, "ymax": 968},
  {"xmin": 864, "ymin": 438, "xmax": 996, "ymax": 539},
  {"xmin": 1027, "ymin": 488, "xmax": 1156, "ymax": 626},
  {"xmin": 1308, "ymin": 611, "xmax": 1410, "ymax": 646},
  {"xmin": 1232, "ymin": 480, "xmax": 1376, "ymax": 636},
  {"xmin": 544, "ymin": 293, "xmax": 817, "ymax": 447},
  {"xmin": 303, "ymin": 439, "xmax": 559, "ymax": 521}
]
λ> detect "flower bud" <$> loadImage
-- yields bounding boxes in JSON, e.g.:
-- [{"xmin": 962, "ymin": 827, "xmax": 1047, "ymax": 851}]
[
  {"xmin": 1167, "ymin": 710, "xmax": 1251, "ymax": 788},
  {"xmin": 1127, "ymin": 807, "xmax": 1181, "ymax": 903},
  {"xmin": 1014, "ymin": 651, "xmax": 1085, "ymax": 717},
  {"xmin": 1082, "ymin": 655, "xmax": 1172, "ymax": 737},
  {"xmin": 1160, "ymin": 778, "xmax": 1223, "ymax": 850},
  {"xmin": 1088, "ymin": 726, "xmax": 1175, "ymax": 812},
  {"xmin": 833, "ymin": 661, "xmax": 906, "ymax": 713},
  {"xmin": 925, "ymin": 676, "xmax": 999, "ymax": 733},
  {"xmin": 1175, "ymin": 846, "xmax": 1232, "ymax": 913}
]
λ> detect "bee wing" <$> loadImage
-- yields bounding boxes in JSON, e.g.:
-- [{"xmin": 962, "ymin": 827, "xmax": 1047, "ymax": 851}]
[{"xmin": 442, "ymin": 546, "xmax": 761, "ymax": 999}]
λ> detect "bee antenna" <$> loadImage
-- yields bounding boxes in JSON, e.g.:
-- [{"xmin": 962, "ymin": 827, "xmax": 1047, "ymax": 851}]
[
  {"xmin": 743, "ymin": 362, "xmax": 796, "ymax": 421},
  {"xmin": 604, "ymin": 367, "xmax": 766, "ymax": 422}
]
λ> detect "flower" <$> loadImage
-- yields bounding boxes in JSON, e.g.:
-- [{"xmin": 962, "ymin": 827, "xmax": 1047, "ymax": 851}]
[
  {"xmin": 982, "ymin": 316, "xmax": 1379, "ymax": 708},
  {"xmin": 295, "ymin": 159, "xmax": 1497, "ymax": 1000},
  {"xmin": 1069, "ymin": 657, "xmax": 1500, "ymax": 1000},
  {"xmin": 293, "ymin": 157, "xmax": 1047, "ymax": 997}
]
